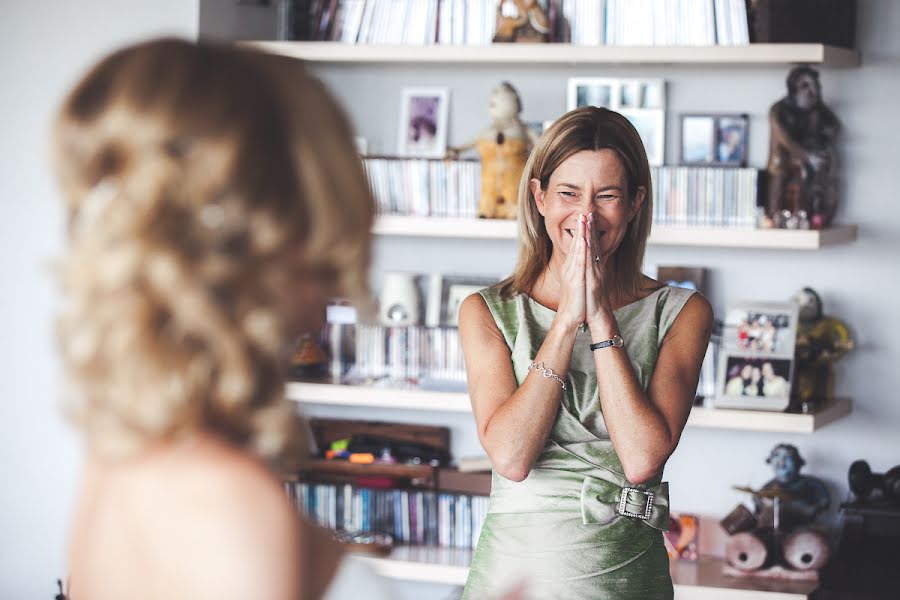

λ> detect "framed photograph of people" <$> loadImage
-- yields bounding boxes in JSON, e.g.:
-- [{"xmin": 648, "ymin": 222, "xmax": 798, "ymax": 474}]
[
  {"xmin": 425, "ymin": 274, "xmax": 498, "ymax": 327},
  {"xmin": 398, "ymin": 87, "xmax": 449, "ymax": 158},
  {"xmin": 715, "ymin": 301, "xmax": 798, "ymax": 411},
  {"xmin": 680, "ymin": 113, "xmax": 749, "ymax": 167}
]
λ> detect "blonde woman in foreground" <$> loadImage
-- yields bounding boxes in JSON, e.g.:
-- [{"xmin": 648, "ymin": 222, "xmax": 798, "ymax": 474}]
[
  {"xmin": 460, "ymin": 107, "xmax": 714, "ymax": 599},
  {"xmin": 53, "ymin": 38, "xmax": 385, "ymax": 600}
]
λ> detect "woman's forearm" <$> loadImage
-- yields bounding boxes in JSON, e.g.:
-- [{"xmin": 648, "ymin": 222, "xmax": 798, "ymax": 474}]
[
  {"xmin": 589, "ymin": 321, "xmax": 675, "ymax": 484},
  {"xmin": 480, "ymin": 316, "xmax": 579, "ymax": 481}
]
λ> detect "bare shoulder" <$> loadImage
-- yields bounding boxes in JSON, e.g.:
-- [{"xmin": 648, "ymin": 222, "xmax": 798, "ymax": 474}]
[
  {"xmin": 458, "ymin": 291, "xmax": 506, "ymax": 346},
  {"xmin": 667, "ymin": 291, "xmax": 714, "ymax": 342},
  {"xmin": 147, "ymin": 436, "xmax": 302, "ymax": 598}
]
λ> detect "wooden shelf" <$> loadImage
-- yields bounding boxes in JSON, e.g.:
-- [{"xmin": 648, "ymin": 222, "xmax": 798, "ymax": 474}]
[
  {"xmin": 355, "ymin": 548, "xmax": 816, "ymax": 598},
  {"xmin": 287, "ymin": 382, "xmax": 851, "ymax": 434},
  {"xmin": 248, "ymin": 41, "xmax": 859, "ymax": 68},
  {"xmin": 296, "ymin": 458, "xmax": 435, "ymax": 481},
  {"xmin": 687, "ymin": 397, "xmax": 852, "ymax": 433},
  {"xmin": 372, "ymin": 215, "xmax": 858, "ymax": 249}
]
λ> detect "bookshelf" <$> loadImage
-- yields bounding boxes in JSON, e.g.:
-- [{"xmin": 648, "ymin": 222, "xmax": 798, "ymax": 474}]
[
  {"xmin": 286, "ymin": 381, "xmax": 852, "ymax": 434},
  {"xmin": 355, "ymin": 548, "xmax": 818, "ymax": 598},
  {"xmin": 373, "ymin": 215, "xmax": 859, "ymax": 249},
  {"xmin": 246, "ymin": 41, "xmax": 860, "ymax": 68}
]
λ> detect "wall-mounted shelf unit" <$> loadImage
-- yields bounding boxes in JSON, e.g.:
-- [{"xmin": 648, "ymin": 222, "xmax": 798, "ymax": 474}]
[
  {"xmin": 355, "ymin": 548, "xmax": 818, "ymax": 598},
  {"xmin": 287, "ymin": 382, "xmax": 851, "ymax": 434},
  {"xmin": 247, "ymin": 41, "xmax": 859, "ymax": 68},
  {"xmin": 372, "ymin": 216, "xmax": 858, "ymax": 249}
]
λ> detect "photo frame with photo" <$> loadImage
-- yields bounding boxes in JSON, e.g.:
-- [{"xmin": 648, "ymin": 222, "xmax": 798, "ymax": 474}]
[
  {"xmin": 425, "ymin": 274, "xmax": 498, "ymax": 327},
  {"xmin": 715, "ymin": 301, "xmax": 798, "ymax": 411},
  {"xmin": 680, "ymin": 113, "xmax": 749, "ymax": 167},
  {"xmin": 398, "ymin": 87, "xmax": 449, "ymax": 158}
]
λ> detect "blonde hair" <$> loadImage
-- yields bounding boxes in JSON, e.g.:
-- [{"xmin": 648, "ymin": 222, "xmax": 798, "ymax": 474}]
[
  {"xmin": 499, "ymin": 106, "xmax": 653, "ymax": 299},
  {"xmin": 52, "ymin": 38, "xmax": 374, "ymax": 466}
]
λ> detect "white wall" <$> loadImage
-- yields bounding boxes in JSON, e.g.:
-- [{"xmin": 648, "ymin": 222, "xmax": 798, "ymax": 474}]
[
  {"xmin": 304, "ymin": 1, "xmax": 900, "ymax": 595},
  {"xmin": 0, "ymin": 1, "xmax": 198, "ymax": 596}
]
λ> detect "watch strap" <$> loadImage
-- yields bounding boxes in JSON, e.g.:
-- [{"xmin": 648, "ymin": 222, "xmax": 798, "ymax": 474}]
[{"xmin": 590, "ymin": 335, "xmax": 624, "ymax": 351}]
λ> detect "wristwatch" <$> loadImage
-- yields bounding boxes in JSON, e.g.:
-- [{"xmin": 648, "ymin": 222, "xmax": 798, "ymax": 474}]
[{"xmin": 590, "ymin": 335, "xmax": 624, "ymax": 351}]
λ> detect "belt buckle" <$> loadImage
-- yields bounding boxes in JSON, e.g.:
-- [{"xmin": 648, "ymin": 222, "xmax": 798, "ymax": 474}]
[{"xmin": 617, "ymin": 487, "xmax": 654, "ymax": 521}]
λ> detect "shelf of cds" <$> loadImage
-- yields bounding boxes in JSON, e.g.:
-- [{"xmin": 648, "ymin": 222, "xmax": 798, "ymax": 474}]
[
  {"xmin": 363, "ymin": 157, "xmax": 857, "ymax": 249},
  {"xmin": 253, "ymin": 40, "xmax": 859, "ymax": 68}
]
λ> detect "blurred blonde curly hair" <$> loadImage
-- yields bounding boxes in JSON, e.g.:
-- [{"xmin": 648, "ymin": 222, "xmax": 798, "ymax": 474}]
[{"xmin": 52, "ymin": 38, "xmax": 374, "ymax": 467}]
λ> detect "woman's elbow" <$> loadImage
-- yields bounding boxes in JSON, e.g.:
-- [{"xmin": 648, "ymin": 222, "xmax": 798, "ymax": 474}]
[
  {"xmin": 621, "ymin": 451, "xmax": 671, "ymax": 485},
  {"xmin": 480, "ymin": 440, "xmax": 531, "ymax": 482},
  {"xmin": 622, "ymin": 464, "xmax": 659, "ymax": 486},
  {"xmin": 495, "ymin": 460, "xmax": 530, "ymax": 483}
]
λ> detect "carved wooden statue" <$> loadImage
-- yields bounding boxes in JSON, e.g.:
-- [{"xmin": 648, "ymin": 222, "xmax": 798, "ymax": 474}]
[
  {"xmin": 449, "ymin": 82, "xmax": 538, "ymax": 219},
  {"xmin": 493, "ymin": 0, "xmax": 551, "ymax": 43},
  {"xmin": 766, "ymin": 66, "xmax": 840, "ymax": 229}
]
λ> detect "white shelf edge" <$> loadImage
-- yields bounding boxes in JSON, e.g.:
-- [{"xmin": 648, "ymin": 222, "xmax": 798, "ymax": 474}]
[
  {"xmin": 373, "ymin": 216, "xmax": 858, "ymax": 249},
  {"xmin": 246, "ymin": 41, "xmax": 859, "ymax": 67},
  {"xmin": 288, "ymin": 382, "xmax": 851, "ymax": 433},
  {"xmin": 354, "ymin": 549, "xmax": 815, "ymax": 598},
  {"xmin": 687, "ymin": 397, "xmax": 852, "ymax": 433},
  {"xmin": 286, "ymin": 381, "xmax": 472, "ymax": 412}
]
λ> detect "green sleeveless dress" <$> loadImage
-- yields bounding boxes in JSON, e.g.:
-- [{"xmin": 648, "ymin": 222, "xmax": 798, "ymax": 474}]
[{"xmin": 461, "ymin": 285, "xmax": 696, "ymax": 600}]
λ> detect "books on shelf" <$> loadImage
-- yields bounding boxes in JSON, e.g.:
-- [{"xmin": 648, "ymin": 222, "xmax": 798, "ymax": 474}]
[
  {"xmin": 284, "ymin": 0, "xmax": 750, "ymax": 47},
  {"xmin": 286, "ymin": 481, "xmax": 489, "ymax": 548}
]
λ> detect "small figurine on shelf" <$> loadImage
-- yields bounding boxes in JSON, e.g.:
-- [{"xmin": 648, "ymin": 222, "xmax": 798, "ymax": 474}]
[
  {"xmin": 721, "ymin": 444, "xmax": 832, "ymax": 581},
  {"xmin": 291, "ymin": 331, "xmax": 329, "ymax": 379},
  {"xmin": 790, "ymin": 287, "xmax": 854, "ymax": 413},
  {"xmin": 492, "ymin": 0, "xmax": 551, "ymax": 43},
  {"xmin": 765, "ymin": 66, "xmax": 841, "ymax": 229},
  {"xmin": 448, "ymin": 82, "xmax": 538, "ymax": 219}
]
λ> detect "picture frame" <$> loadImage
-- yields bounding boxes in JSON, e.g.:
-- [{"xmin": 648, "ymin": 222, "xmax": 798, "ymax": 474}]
[
  {"xmin": 398, "ymin": 87, "xmax": 449, "ymax": 158},
  {"xmin": 715, "ymin": 301, "xmax": 798, "ymax": 411},
  {"xmin": 567, "ymin": 77, "xmax": 666, "ymax": 111},
  {"xmin": 567, "ymin": 78, "xmax": 667, "ymax": 166},
  {"xmin": 656, "ymin": 266, "xmax": 708, "ymax": 296},
  {"xmin": 620, "ymin": 108, "xmax": 665, "ymax": 167},
  {"xmin": 425, "ymin": 274, "xmax": 498, "ymax": 327},
  {"xmin": 680, "ymin": 113, "xmax": 749, "ymax": 167}
]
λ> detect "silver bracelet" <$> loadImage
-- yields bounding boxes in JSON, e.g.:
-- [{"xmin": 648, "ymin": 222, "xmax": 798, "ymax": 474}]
[{"xmin": 527, "ymin": 361, "xmax": 567, "ymax": 391}]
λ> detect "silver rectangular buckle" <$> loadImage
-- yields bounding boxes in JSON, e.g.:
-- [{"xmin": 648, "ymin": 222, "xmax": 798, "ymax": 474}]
[{"xmin": 617, "ymin": 487, "xmax": 654, "ymax": 521}]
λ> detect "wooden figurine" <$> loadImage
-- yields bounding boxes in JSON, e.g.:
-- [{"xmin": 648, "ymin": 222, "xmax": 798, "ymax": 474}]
[
  {"xmin": 492, "ymin": 0, "xmax": 551, "ymax": 43},
  {"xmin": 765, "ymin": 66, "xmax": 841, "ymax": 229},
  {"xmin": 449, "ymin": 82, "xmax": 538, "ymax": 219}
]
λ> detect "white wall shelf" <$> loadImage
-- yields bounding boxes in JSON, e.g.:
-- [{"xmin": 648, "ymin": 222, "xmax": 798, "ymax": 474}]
[
  {"xmin": 287, "ymin": 382, "xmax": 851, "ymax": 434},
  {"xmin": 286, "ymin": 381, "xmax": 473, "ymax": 412},
  {"xmin": 248, "ymin": 41, "xmax": 859, "ymax": 68},
  {"xmin": 355, "ymin": 547, "xmax": 817, "ymax": 598},
  {"xmin": 373, "ymin": 215, "xmax": 858, "ymax": 249},
  {"xmin": 687, "ymin": 397, "xmax": 851, "ymax": 434}
]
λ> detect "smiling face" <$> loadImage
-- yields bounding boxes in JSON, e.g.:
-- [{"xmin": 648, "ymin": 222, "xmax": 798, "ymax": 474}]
[{"xmin": 530, "ymin": 149, "xmax": 645, "ymax": 265}]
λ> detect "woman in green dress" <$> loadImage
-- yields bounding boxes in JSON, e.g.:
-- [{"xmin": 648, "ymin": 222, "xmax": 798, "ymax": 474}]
[{"xmin": 459, "ymin": 106, "xmax": 714, "ymax": 599}]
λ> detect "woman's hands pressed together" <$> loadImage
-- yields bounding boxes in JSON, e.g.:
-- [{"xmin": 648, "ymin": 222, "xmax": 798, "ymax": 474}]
[{"xmin": 553, "ymin": 212, "xmax": 618, "ymax": 340}]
